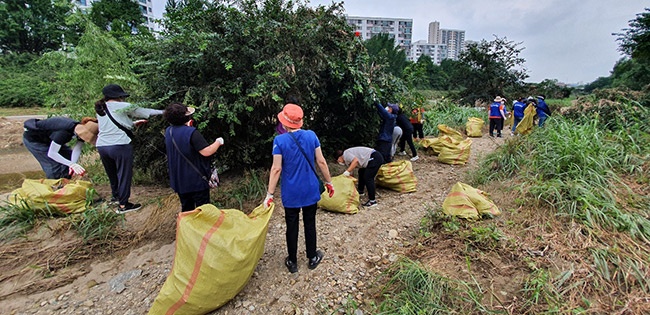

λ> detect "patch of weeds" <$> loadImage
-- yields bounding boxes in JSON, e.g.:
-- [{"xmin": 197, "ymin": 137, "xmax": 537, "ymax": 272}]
[
  {"xmin": 461, "ymin": 224, "xmax": 503, "ymax": 251},
  {"xmin": 68, "ymin": 205, "xmax": 124, "ymax": 243},
  {"xmin": 0, "ymin": 199, "xmax": 56, "ymax": 240},
  {"xmin": 213, "ymin": 169, "xmax": 267, "ymax": 211}
]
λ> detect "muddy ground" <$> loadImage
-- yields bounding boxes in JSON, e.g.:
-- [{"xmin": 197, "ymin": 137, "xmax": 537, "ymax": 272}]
[{"xmin": 0, "ymin": 116, "xmax": 513, "ymax": 314}]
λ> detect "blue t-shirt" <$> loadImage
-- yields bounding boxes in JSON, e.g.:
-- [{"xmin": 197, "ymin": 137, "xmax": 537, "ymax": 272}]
[
  {"xmin": 513, "ymin": 101, "xmax": 526, "ymax": 118},
  {"xmin": 272, "ymin": 130, "xmax": 321, "ymax": 208}
]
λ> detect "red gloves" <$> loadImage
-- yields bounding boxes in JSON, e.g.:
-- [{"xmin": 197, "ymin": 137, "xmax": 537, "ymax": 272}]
[{"xmin": 324, "ymin": 182, "xmax": 334, "ymax": 198}]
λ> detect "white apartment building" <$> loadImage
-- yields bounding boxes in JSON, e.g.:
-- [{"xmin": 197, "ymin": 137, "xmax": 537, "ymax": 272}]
[
  {"xmin": 346, "ymin": 16, "xmax": 413, "ymax": 54},
  {"xmin": 408, "ymin": 40, "xmax": 447, "ymax": 63},
  {"xmin": 428, "ymin": 21, "xmax": 466, "ymax": 61},
  {"xmin": 72, "ymin": 0, "xmax": 163, "ymax": 32}
]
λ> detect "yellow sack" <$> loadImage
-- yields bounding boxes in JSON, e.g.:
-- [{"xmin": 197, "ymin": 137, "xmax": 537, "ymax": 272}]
[
  {"xmin": 465, "ymin": 117, "xmax": 484, "ymax": 137},
  {"xmin": 148, "ymin": 203, "xmax": 273, "ymax": 315},
  {"xmin": 437, "ymin": 138, "xmax": 472, "ymax": 165},
  {"xmin": 376, "ymin": 160, "xmax": 417, "ymax": 193},
  {"xmin": 318, "ymin": 175, "xmax": 359, "ymax": 214},
  {"xmin": 419, "ymin": 137, "xmax": 441, "ymax": 155},
  {"xmin": 9, "ymin": 179, "xmax": 93, "ymax": 214},
  {"xmin": 438, "ymin": 124, "xmax": 464, "ymax": 141},
  {"xmin": 442, "ymin": 182, "xmax": 501, "ymax": 219},
  {"xmin": 515, "ymin": 104, "xmax": 536, "ymax": 135},
  {"xmin": 504, "ymin": 114, "xmax": 514, "ymax": 127}
]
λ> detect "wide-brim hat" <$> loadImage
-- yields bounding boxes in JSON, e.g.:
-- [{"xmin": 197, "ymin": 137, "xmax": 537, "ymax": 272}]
[
  {"xmin": 185, "ymin": 106, "xmax": 195, "ymax": 116},
  {"xmin": 74, "ymin": 121, "xmax": 99, "ymax": 145},
  {"xmin": 102, "ymin": 84, "xmax": 130, "ymax": 99},
  {"xmin": 494, "ymin": 96, "xmax": 503, "ymax": 102},
  {"xmin": 277, "ymin": 103, "xmax": 303, "ymax": 129}
]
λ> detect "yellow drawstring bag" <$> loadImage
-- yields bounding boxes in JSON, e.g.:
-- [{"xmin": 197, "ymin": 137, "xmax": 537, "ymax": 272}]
[
  {"xmin": 438, "ymin": 124, "xmax": 464, "ymax": 141},
  {"xmin": 437, "ymin": 138, "xmax": 472, "ymax": 165},
  {"xmin": 442, "ymin": 182, "xmax": 501, "ymax": 220},
  {"xmin": 465, "ymin": 117, "xmax": 484, "ymax": 137},
  {"xmin": 376, "ymin": 160, "xmax": 417, "ymax": 193},
  {"xmin": 9, "ymin": 178, "xmax": 93, "ymax": 214},
  {"xmin": 318, "ymin": 175, "xmax": 359, "ymax": 214},
  {"xmin": 148, "ymin": 203, "xmax": 273, "ymax": 315}
]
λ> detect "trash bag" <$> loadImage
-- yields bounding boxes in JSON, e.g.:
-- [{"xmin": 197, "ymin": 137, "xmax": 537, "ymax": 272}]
[
  {"xmin": 148, "ymin": 203, "xmax": 273, "ymax": 315},
  {"xmin": 442, "ymin": 182, "xmax": 501, "ymax": 220},
  {"xmin": 437, "ymin": 138, "xmax": 472, "ymax": 165},
  {"xmin": 376, "ymin": 160, "xmax": 417, "ymax": 193},
  {"xmin": 515, "ymin": 104, "xmax": 536, "ymax": 135},
  {"xmin": 465, "ymin": 117, "xmax": 484, "ymax": 137},
  {"xmin": 9, "ymin": 178, "xmax": 93, "ymax": 214},
  {"xmin": 318, "ymin": 175, "xmax": 359, "ymax": 214},
  {"xmin": 437, "ymin": 124, "xmax": 464, "ymax": 141},
  {"xmin": 504, "ymin": 114, "xmax": 514, "ymax": 127},
  {"xmin": 419, "ymin": 137, "xmax": 441, "ymax": 155}
]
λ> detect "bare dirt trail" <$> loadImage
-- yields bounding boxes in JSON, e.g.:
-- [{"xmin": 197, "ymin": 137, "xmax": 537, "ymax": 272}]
[{"xmin": 0, "ymin": 116, "xmax": 507, "ymax": 314}]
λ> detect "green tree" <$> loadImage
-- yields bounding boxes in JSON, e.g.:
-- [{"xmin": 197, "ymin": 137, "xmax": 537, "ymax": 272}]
[
  {"xmin": 403, "ymin": 54, "xmax": 448, "ymax": 90},
  {"xmin": 616, "ymin": 8, "xmax": 650, "ymax": 63},
  {"xmin": 90, "ymin": 0, "xmax": 148, "ymax": 39},
  {"xmin": 610, "ymin": 58, "xmax": 650, "ymax": 90},
  {"xmin": 584, "ymin": 76, "xmax": 613, "ymax": 93},
  {"xmin": 131, "ymin": 0, "xmax": 399, "ymax": 173},
  {"xmin": 535, "ymin": 79, "xmax": 573, "ymax": 99},
  {"xmin": 364, "ymin": 33, "xmax": 408, "ymax": 78},
  {"xmin": 452, "ymin": 36, "xmax": 528, "ymax": 104},
  {"xmin": 0, "ymin": 0, "xmax": 78, "ymax": 54}
]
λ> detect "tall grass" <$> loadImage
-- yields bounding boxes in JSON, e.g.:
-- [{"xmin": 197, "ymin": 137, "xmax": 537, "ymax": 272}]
[
  {"xmin": 213, "ymin": 169, "xmax": 268, "ymax": 210},
  {"xmin": 0, "ymin": 200, "xmax": 56, "ymax": 240},
  {"xmin": 68, "ymin": 206, "xmax": 124, "ymax": 242}
]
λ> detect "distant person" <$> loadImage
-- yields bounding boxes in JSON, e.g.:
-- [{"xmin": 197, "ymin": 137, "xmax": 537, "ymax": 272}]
[
  {"xmin": 536, "ymin": 95, "xmax": 551, "ymax": 127},
  {"xmin": 336, "ymin": 146, "xmax": 384, "ymax": 207},
  {"xmin": 374, "ymin": 102, "xmax": 398, "ymax": 163},
  {"xmin": 163, "ymin": 103, "xmax": 224, "ymax": 212},
  {"xmin": 488, "ymin": 96, "xmax": 507, "ymax": 137},
  {"xmin": 23, "ymin": 117, "xmax": 99, "ymax": 179},
  {"xmin": 396, "ymin": 107, "xmax": 418, "ymax": 161},
  {"xmin": 409, "ymin": 106, "xmax": 425, "ymax": 141},
  {"xmin": 263, "ymin": 103, "xmax": 334, "ymax": 273},
  {"xmin": 94, "ymin": 84, "xmax": 164, "ymax": 214},
  {"xmin": 511, "ymin": 97, "xmax": 526, "ymax": 135}
]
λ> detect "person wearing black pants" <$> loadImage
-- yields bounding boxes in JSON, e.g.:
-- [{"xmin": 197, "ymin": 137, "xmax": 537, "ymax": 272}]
[
  {"xmin": 395, "ymin": 108, "xmax": 419, "ymax": 161},
  {"xmin": 336, "ymin": 147, "xmax": 385, "ymax": 207}
]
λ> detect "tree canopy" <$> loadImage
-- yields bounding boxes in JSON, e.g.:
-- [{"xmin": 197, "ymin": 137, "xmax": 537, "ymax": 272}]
[{"xmin": 616, "ymin": 8, "xmax": 650, "ymax": 63}]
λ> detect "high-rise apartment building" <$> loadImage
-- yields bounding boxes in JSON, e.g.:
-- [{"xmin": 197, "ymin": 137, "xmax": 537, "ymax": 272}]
[
  {"xmin": 427, "ymin": 21, "xmax": 465, "ymax": 61},
  {"xmin": 408, "ymin": 40, "xmax": 447, "ymax": 63},
  {"xmin": 346, "ymin": 16, "xmax": 413, "ymax": 54},
  {"xmin": 427, "ymin": 21, "xmax": 439, "ymax": 45},
  {"xmin": 72, "ymin": 0, "xmax": 162, "ymax": 32}
]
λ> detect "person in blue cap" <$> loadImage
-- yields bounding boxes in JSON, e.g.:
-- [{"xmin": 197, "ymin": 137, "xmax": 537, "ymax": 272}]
[{"xmin": 374, "ymin": 102, "xmax": 398, "ymax": 163}]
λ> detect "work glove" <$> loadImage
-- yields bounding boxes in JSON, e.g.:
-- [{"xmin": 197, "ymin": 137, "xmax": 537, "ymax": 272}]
[
  {"xmin": 134, "ymin": 119, "xmax": 148, "ymax": 127},
  {"xmin": 215, "ymin": 137, "xmax": 224, "ymax": 145},
  {"xmin": 68, "ymin": 163, "xmax": 86, "ymax": 176},
  {"xmin": 343, "ymin": 170, "xmax": 351, "ymax": 177},
  {"xmin": 263, "ymin": 193, "xmax": 273, "ymax": 209},
  {"xmin": 324, "ymin": 182, "xmax": 334, "ymax": 198}
]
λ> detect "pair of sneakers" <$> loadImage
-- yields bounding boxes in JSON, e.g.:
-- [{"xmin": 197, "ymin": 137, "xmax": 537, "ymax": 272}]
[
  {"xmin": 115, "ymin": 202, "xmax": 142, "ymax": 214},
  {"xmin": 362, "ymin": 199, "xmax": 378, "ymax": 207},
  {"xmin": 285, "ymin": 250, "xmax": 324, "ymax": 273},
  {"xmin": 397, "ymin": 151, "xmax": 407, "ymax": 156}
]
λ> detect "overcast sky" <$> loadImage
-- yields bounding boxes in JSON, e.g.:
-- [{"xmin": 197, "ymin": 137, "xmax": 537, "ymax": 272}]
[{"xmin": 307, "ymin": 0, "xmax": 646, "ymax": 84}]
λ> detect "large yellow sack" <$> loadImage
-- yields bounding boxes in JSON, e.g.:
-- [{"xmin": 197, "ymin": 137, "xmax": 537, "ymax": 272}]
[
  {"xmin": 419, "ymin": 137, "xmax": 441, "ymax": 155},
  {"xmin": 9, "ymin": 179, "xmax": 93, "ymax": 214},
  {"xmin": 438, "ymin": 124, "xmax": 464, "ymax": 141},
  {"xmin": 515, "ymin": 104, "xmax": 536, "ymax": 135},
  {"xmin": 148, "ymin": 203, "xmax": 273, "ymax": 315},
  {"xmin": 437, "ymin": 138, "xmax": 472, "ymax": 165},
  {"xmin": 504, "ymin": 113, "xmax": 514, "ymax": 127},
  {"xmin": 442, "ymin": 182, "xmax": 501, "ymax": 220},
  {"xmin": 318, "ymin": 175, "xmax": 359, "ymax": 214},
  {"xmin": 376, "ymin": 160, "xmax": 417, "ymax": 193},
  {"xmin": 465, "ymin": 117, "xmax": 484, "ymax": 137}
]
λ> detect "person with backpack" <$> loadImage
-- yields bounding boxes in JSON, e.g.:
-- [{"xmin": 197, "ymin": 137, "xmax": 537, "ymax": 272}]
[
  {"xmin": 23, "ymin": 116, "xmax": 99, "ymax": 179},
  {"xmin": 94, "ymin": 84, "xmax": 164, "ymax": 214}
]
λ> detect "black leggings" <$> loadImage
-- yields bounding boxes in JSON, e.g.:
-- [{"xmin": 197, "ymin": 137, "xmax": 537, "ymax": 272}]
[
  {"xmin": 399, "ymin": 130, "xmax": 417, "ymax": 157},
  {"xmin": 358, "ymin": 151, "xmax": 384, "ymax": 200},
  {"xmin": 284, "ymin": 203, "xmax": 318, "ymax": 263}
]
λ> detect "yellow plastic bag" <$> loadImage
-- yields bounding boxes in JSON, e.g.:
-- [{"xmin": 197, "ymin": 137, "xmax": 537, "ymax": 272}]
[
  {"xmin": 9, "ymin": 179, "xmax": 93, "ymax": 214},
  {"xmin": 376, "ymin": 160, "xmax": 417, "ymax": 193},
  {"xmin": 148, "ymin": 203, "xmax": 273, "ymax": 315},
  {"xmin": 318, "ymin": 175, "xmax": 359, "ymax": 214},
  {"xmin": 437, "ymin": 138, "xmax": 472, "ymax": 165},
  {"xmin": 504, "ymin": 114, "xmax": 514, "ymax": 127},
  {"xmin": 438, "ymin": 124, "xmax": 464, "ymax": 141},
  {"xmin": 465, "ymin": 117, "xmax": 484, "ymax": 137},
  {"xmin": 515, "ymin": 104, "xmax": 536, "ymax": 135},
  {"xmin": 442, "ymin": 182, "xmax": 501, "ymax": 220},
  {"xmin": 419, "ymin": 137, "xmax": 441, "ymax": 155}
]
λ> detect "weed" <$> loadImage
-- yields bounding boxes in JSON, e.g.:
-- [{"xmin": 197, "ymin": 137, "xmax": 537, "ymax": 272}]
[
  {"xmin": 461, "ymin": 224, "xmax": 503, "ymax": 251},
  {"xmin": 68, "ymin": 205, "xmax": 124, "ymax": 242},
  {"xmin": 212, "ymin": 169, "xmax": 268, "ymax": 211},
  {"xmin": 0, "ymin": 200, "xmax": 56, "ymax": 240}
]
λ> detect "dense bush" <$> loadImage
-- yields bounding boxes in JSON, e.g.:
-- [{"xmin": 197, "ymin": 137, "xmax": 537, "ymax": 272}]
[{"xmin": 0, "ymin": 54, "xmax": 49, "ymax": 107}]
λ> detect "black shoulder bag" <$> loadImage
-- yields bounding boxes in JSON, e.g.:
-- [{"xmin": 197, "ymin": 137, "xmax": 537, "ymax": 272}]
[
  {"xmin": 169, "ymin": 128, "xmax": 219, "ymax": 188},
  {"xmin": 103, "ymin": 105, "xmax": 135, "ymax": 140},
  {"xmin": 287, "ymin": 132, "xmax": 325, "ymax": 194}
]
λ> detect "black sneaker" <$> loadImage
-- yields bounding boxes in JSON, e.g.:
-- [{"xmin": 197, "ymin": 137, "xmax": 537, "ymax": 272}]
[
  {"xmin": 108, "ymin": 197, "xmax": 119, "ymax": 206},
  {"xmin": 308, "ymin": 250, "xmax": 324, "ymax": 270},
  {"xmin": 285, "ymin": 257, "xmax": 298, "ymax": 273},
  {"xmin": 362, "ymin": 200, "xmax": 378, "ymax": 207},
  {"xmin": 116, "ymin": 202, "xmax": 141, "ymax": 214}
]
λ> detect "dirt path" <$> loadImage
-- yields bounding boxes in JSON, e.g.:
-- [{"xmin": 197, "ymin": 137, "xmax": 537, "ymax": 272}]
[{"xmin": 0, "ymin": 116, "xmax": 507, "ymax": 314}]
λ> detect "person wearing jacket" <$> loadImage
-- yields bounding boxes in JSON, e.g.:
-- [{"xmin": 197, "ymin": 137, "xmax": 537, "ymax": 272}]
[
  {"xmin": 94, "ymin": 84, "xmax": 163, "ymax": 214},
  {"xmin": 396, "ymin": 107, "xmax": 418, "ymax": 161},
  {"xmin": 23, "ymin": 116, "xmax": 99, "ymax": 179},
  {"xmin": 163, "ymin": 103, "xmax": 224, "ymax": 212},
  {"xmin": 536, "ymin": 95, "xmax": 551, "ymax": 127},
  {"xmin": 336, "ymin": 146, "xmax": 384, "ymax": 207},
  {"xmin": 489, "ymin": 96, "xmax": 507, "ymax": 137},
  {"xmin": 263, "ymin": 103, "xmax": 334, "ymax": 274},
  {"xmin": 409, "ymin": 107, "xmax": 425, "ymax": 141},
  {"xmin": 374, "ymin": 102, "xmax": 398, "ymax": 163},
  {"xmin": 511, "ymin": 97, "xmax": 526, "ymax": 135}
]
